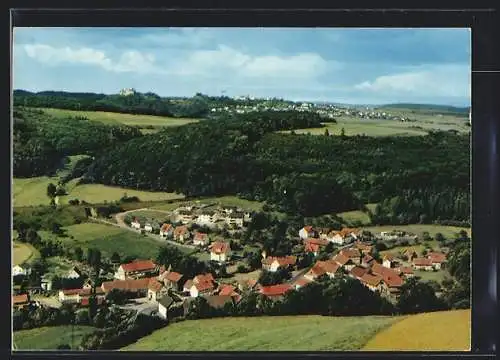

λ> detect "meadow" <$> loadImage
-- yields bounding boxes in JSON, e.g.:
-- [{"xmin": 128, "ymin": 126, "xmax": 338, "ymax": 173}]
[
  {"xmin": 150, "ymin": 195, "xmax": 266, "ymax": 212},
  {"xmin": 362, "ymin": 224, "xmax": 471, "ymax": 240},
  {"xmin": 13, "ymin": 176, "xmax": 184, "ymax": 207},
  {"xmin": 13, "ymin": 241, "xmax": 40, "ymax": 266},
  {"xmin": 122, "ymin": 315, "xmax": 399, "ymax": 351},
  {"xmin": 40, "ymin": 107, "xmax": 199, "ymax": 129},
  {"xmin": 14, "ymin": 325, "xmax": 96, "ymax": 350},
  {"xmin": 39, "ymin": 222, "xmax": 170, "ymax": 259},
  {"xmin": 362, "ymin": 309, "xmax": 471, "ymax": 351}
]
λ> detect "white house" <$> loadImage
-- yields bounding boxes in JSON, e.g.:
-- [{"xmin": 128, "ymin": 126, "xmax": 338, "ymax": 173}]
[
  {"xmin": 58, "ymin": 289, "xmax": 81, "ymax": 303},
  {"xmin": 144, "ymin": 223, "xmax": 153, "ymax": 233},
  {"xmin": 12, "ymin": 265, "xmax": 28, "ymax": 277},
  {"xmin": 225, "ymin": 213, "xmax": 244, "ymax": 228},
  {"xmin": 147, "ymin": 279, "xmax": 167, "ymax": 302},
  {"xmin": 158, "ymin": 296, "xmax": 174, "ymax": 319},
  {"xmin": 382, "ymin": 255, "xmax": 397, "ymax": 269},
  {"xmin": 66, "ymin": 267, "xmax": 82, "ymax": 279},
  {"xmin": 328, "ymin": 228, "xmax": 360, "ymax": 245},
  {"xmin": 196, "ymin": 211, "xmax": 219, "ymax": 226},
  {"xmin": 261, "ymin": 256, "xmax": 297, "ymax": 272},
  {"xmin": 131, "ymin": 218, "xmax": 141, "ymax": 230},
  {"xmin": 160, "ymin": 223, "xmax": 174, "ymax": 238},
  {"xmin": 209, "ymin": 241, "xmax": 232, "ymax": 263},
  {"xmin": 299, "ymin": 226, "xmax": 316, "ymax": 240}
]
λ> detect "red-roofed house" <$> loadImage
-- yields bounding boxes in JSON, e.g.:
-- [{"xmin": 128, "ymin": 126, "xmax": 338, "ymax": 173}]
[
  {"xmin": 304, "ymin": 238, "xmax": 329, "ymax": 256},
  {"xmin": 427, "ymin": 252, "xmax": 447, "ymax": 270},
  {"xmin": 193, "ymin": 232, "xmax": 210, "ymax": 246},
  {"xmin": 173, "ymin": 226, "xmax": 191, "ymax": 243},
  {"xmin": 293, "ymin": 276, "xmax": 314, "ymax": 290},
  {"xmin": 190, "ymin": 280, "xmax": 215, "ymax": 298},
  {"xmin": 359, "ymin": 273, "xmax": 383, "ymax": 292},
  {"xmin": 380, "ymin": 273, "xmax": 404, "ymax": 296},
  {"xmin": 80, "ymin": 297, "xmax": 104, "ymax": 307},
  {"xmin": 339, "ymin": 248, "xmax": 362, "ymax": 264},
  {"xmin": 382, "ymin": 254, "xmax": 398, "ymax": 269},
  {"xmin": 160, "ymin": 223, "xmax": 174, "ymax": 238},
  {"xmin": 412, "ymin": 258, "xmax": 434, "ymax": 271},
  {"xmin": 332, "ymin": 253, "xmax": 357, "ymax": 271},
  {"xmin": 13, "ymin": 294, "xmax": 30, "ymax": 309},
  {"xmin": 349, "ymin": 265, "xmax": 369, "ymax": 280},
  {"xmin": 147, "ymin": 279, "xmax": 168, "ymax": 302},
  {"xmin": 299, "ymin": 226, "xmax": 317, "ymax": 240},
  {"xmin": 304, "ymin": 260, "xmax": 342, "ymax": 281},
  {"xmin": 209, "ymin": 241, "xmax": 232, "ymax": 263},
  {"xmin": 395, "ymin": 266, "xmax": 415, "ymax": 279},
  {"xmin": 101, "ymin": 277, "xmax": 155, "ymax": 297},
  {"xmin": 329, "ymin": 228, "xmax": 360, "ymax": 245},
  {"xmin": 261, "ymin": 255, "xmax": 297, "ymax": 272},
  {"xmin": 259, "ymin": 284, "xmax": 293, "ymax": 300},
  {"xmin": 353, "ymin": 241, "xmax": 373, "ymax": 255},
  {"xmin": 114, "ymin": 259, "xmax": 158, "ymax": 280},
  {"xmin": 362, "ymin": 254, "xmax": 375, "ymax": 268},
  {"xmin": 59, "ymin": 288, "xmax": 106, "ymax": 304},
  {"xmin": 159, "ymin": 271, "xmax": 183, "ymax": 291}
]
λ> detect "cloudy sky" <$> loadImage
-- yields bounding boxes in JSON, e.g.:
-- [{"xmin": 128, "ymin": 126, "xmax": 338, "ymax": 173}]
[{"xmin": 12, "ymin": 27, "xmax": 471, "ymax": 106}]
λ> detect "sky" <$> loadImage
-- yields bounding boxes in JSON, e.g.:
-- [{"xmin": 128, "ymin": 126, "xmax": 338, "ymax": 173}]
[{"xmin": 12, "ymin": 27, "xmax": 471, "ymax": 106}]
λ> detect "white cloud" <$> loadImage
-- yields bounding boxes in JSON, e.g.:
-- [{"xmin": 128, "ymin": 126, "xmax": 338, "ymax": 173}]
[
  {"xmin": 354, "ymin": 64, "xmax": 470, "ymax": 98},
  {"xmin": 23, "ymin": 44, "xmax": 160, "ymax": 74}
]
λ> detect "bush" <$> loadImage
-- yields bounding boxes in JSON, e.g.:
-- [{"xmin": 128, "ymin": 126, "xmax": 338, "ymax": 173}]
[{"xmin": 236, "ymin": 264, "xmax": 249, "ymax": 273}]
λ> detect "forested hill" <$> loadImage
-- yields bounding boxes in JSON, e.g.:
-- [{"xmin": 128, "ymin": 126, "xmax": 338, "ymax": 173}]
[
  {"xmin": 82, "ymin": 110, "xmax": 470, "ymax": 221},
  {"xmin": 378, "ymin": 103, "xmax": 469, "ymax": 115},
  {"xmin": 13, "ymin": 90, "xmax": 210, "ymax": 118}
]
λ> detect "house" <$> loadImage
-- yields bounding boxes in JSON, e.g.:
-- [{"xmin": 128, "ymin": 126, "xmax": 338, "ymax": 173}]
[
  {"xmin": 176, "ymin": 210, "xmax": 194, "ymax": 224},
  {"xmin": 225, "ymin": 212, "xmax": 245, "ymax": 228},
  {"xmin": 157, "ymin": 295, "xmax": 174, "ymax": 319},
  {"xmin": 359, "ymin": 273, "xmax": 383, "ymax": 292},
  {"xmin": 190, "ymin": 280, "xmax": 216, "ymax": 298},
  {"xmin": 299, "ymin": 226, "xmax": 316, "ymax": 240},
  {"xmin": 353, "ymin": 241, "xmax": 373, "ymax": 255},
  {"xmin": 196, "ymin": 211, "xmax": 219, "ymax": 226},
  {"xmin": 382, "ymin": 254, "xmax": 398, "ymax": 269},
  {"xmin": 144, "ymin": 223, "xmax": 153, "ymax": 232},
  {"xmin": 101, "ymin": 277, "xmax": 155, "ymax": 297},
  {"xmin": 41, "ymin": 276, "xmax": 53, "ymax": 291},
  {"xmin": 339, "ymin": 248, "xmax": 362, "ymax": 265},
  {"xmin": 304, "ymin": 260, "xmax": 342, "ymax": 281},
  {"xmin": 131, "ymin": 218, "xmax": 141, "ymax": 230},
  {"xmin": 317, "ymin": 228, "xmax": 331, "ymax": 240},
  {"xmin": 332, "ymin": 253, "xmax": 357, "ymax": 271},
  {"xmin": 13, "ymin": 294, "xmax": 30, "ymax": 309},
  {"xmin": 160, "ymin": 223, "xmax": 174, "ymax": 238},
  {"xmin": 395, "ymin": 266, "xmax": 415, "ymax": 279},
  {"xmin": 173, "ymin": 226, "xmax": 191, "ymax": 243},
  {"xmin": 217, "ymin": 284, "xmax": 242, "ymax": 303},
  {"xmin": 147, "ymin": 279, "xmax": 167, "ymax": 302},
  {"xmin": 193, "ymin": 232, "xmax": 210, "ymax": 246},
  {"xmin": 293, "ymin": 276, "xmax": 314, "ymax": 290},
  {"xmin": 261, "ymin": 255, "xmax": 297, "ymax": 272},
  {"xmin": 66, "ymin": 267, "xmax": 82, "ymax": 279},
  {"xmin": 328, "ymin": 228, "xmax": 360, "ymax": 245},
  {"xmin": 243, "ymin": 211, "xmax": 252, "ymax": 223},
  {"xmin": 80, "ymin": 297, "xmax": 104, "ymax": 307},
  {"xmin": 58, "ymin": 288, "xmax": 82, "ymax": 303},
  {"xmin": 12, "ymin": 265, "xmax": 28, "ymax": 277},
  {"xmin": 209, "ymin": 241, "xmax": 232, "ymax": 263},
  {"xmin": 259, "ymin": 284, "xmax": 293, "ymax": 301},
  {"xmin": 304, "ymin": 238, "xmax": 329, "ymax": 256},
  {"xmin": 403, "ymin": 249, "xmax": 418, "ymax": 261},
  {"xmin": 159, "ymin": 270, "xmax": 183, "ymax": 291},
  {"xmin": 349, "ymin": 265, "xmax": 369, "ymax": 280},
  {"xmin": 370, "ymin": 263, "xmax": 404, "ymax": 296},
  {"xmin": 427, "ymin": 252, "xmax": 447, "ymax": 270},
  {"xmin": 362, "ymin": 254, "xmax": 375, "ymax": 268},
  {"xmin": 237, "ymin": 279, "xmax": 260, "ymax": 293},
  {"xmin": 114, "ymin": 259, "xmax": 158, "ymax": 280},
  {"xmin": 412, "ymin": 258, "xmax": 434, "ymax": 271}
]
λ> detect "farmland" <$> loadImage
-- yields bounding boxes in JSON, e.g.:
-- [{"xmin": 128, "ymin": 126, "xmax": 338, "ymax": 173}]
[
  {"xmin": 13, "ymin": 176, "xmax": 184, "ymax": 207},
  {"xmin": 122, "ymin": 315, "xmax": 399, "ymax": 351},
  {"xmin": 14, "ymin": 325, "xmax": 96, "ymax": 350},
  {"xmin": 362, "ymin": 224, "xmax": 471, "ymax": 240},
  {"xmin": 362, "ymin": 309, "xmax": 471, "ymax": 351},
  {"xmin": 40, "ymin": 107, "xmax": 199, "ymax": 131},
  {"xmin": 13, "ymin": 242, "xmax": 40, "ymax": 266},
  {"xmin": 38, "ymin": 222, "xmax": 169, "ymax": 259}
]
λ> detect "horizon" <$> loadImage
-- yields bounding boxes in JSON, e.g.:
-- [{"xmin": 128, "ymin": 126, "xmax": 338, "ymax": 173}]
[{"xmin": 12, "ymin": 28, "xmax": 471, "ymax": 107}]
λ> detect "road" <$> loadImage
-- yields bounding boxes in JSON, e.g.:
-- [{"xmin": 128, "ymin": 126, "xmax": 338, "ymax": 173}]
[
  {"xmin": 288, "ymin": 267, "xmax": 310, "ymax": 284},
  {"xmin": 90, "ymin": 208, "xmax": 197, "ymax": 251}
]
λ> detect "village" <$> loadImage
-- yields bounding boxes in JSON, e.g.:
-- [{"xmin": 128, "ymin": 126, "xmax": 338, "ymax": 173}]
[{"xmin": 13, "ymin": 201, "xmax": 450, "ymax": 323}]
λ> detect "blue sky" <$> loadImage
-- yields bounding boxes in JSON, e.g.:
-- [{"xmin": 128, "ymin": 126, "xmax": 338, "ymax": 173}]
[{"xmin": 12, "ymin": 27, "xmax": 471, "ymax": 106}]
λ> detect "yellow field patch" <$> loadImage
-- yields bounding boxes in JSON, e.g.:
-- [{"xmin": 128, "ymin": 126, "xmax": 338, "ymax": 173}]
[
  {"xmin": 362, "ymin": 309, "xmax": 471, "ymax": 351},
  {"xmin": 13, "ymin": 241, "xmax": 40, "ymax": 266}
]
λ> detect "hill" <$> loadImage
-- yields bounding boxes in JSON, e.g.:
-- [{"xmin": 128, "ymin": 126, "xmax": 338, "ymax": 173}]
[
  {"xmin": 378, "ymin": 103, "xmax": 469, "ymax": 115},
  {"xmin": 14, "ymin": 325, "xmax": 96, "ymax": 350},
  {"xmin": 122, "ymin": 315, "xmax": 399, "ymax": 351},
  {"xmin": 362, "ymin": 309, "xmax": 471, "ymax": 351}
]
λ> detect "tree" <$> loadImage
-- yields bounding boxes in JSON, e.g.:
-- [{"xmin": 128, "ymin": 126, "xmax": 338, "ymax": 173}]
[
  {"xmin": 47, "ymin": 183, "xmax": 57, "ymax": 199},
  {"xmin": 324, "ymin": 128, "xmax": 330, "ymax": 136},
  {"xmin": 111, "ymin": 252, "xmax": 121, "ymax": 264},
  {"xmin": 397, "ymin": 278, "xmax": 446, "ymax": 314},
  {"xmin": 340, "ymin": 127, "xmax": 346, "ymax": 137},
  {"xmin": 74, "ymin": 247, "xmax": 83, "ymax": 262},
  {"xmin": 86, "ymin": 248, "xmax": 94, "ymax": 265},
  {"xmin": 57, "ymin": 344, "xmax": 71, "ymax": 350},
  {"xmin": 435, "ymin": 232, "xmax": 446, "ymax": 242}
]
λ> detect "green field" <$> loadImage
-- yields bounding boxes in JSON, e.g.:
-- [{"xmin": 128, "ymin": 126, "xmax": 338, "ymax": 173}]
[
  {"xmin": 413, "ymin": 269, "xmax": 451, "ymax": 284},
  {"xmin": 363, "ymin": 224, "xmax": 471, "ymax": 240},
  {"xmin": 362, "ymin": 309, "xmax": 471, "ymax": 351},
  {"xmin": 337, "ymin": 210, "xmax": 372, "ymax": 226},
  {"xmin": 122, "ymin": 315, "xmax": 399, "ymax": 351},
  {"xmin": 125, "ymin": 210, "xmax": 172, "ymax": 224},
  {"xmin": 39, "ymin": 222, "xmax": 172, "ymax": 258},
  {"xmin": 41, "ymin": 108, "xmax": 199, "ymax": 129},
  {"xmin": 13, "ymin": 241, "xmax": 40, "ymax": 266},
  {"xmin": 14, "ymin": 325, "xmax": 96, "ymax": 350},
  {"xmin": 13, "ymin": 177, "xmax": 184, "ymax": 207}
]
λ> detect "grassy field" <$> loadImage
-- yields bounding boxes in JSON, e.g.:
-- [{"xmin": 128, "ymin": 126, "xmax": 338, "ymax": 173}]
[
  {"xmin": 363, "ymin": 225, "xmax": 471, "ymax": 240},
  {"xmin": 337, "ymin": 209, "xmax": 372, "ymax": 226},
  {"xmin": 362, "ymin": 309, "xmax": 471, "ymax": 351},
  {"xmin": 39, "ymin": 222, "xmax": 170, "ymax": 259},
  {"xmin": 41, "ymin": 108, "xmax": 199, "ymax": 129},
  {"xmin": 14, "ymin": 325, "xmax": 96, "ymax": 350},
  {"xmin": 13, "ymin": 176, "xmax": 184, "ymax": 207},
  {"xmin": 122, "ymin": 315, "xmax": 399, "ymax": 351},
  {"xmin": 13, "ymin": 241, "xmax": 40, "ymax": 266},
  {"xmin": 413, "ymin": 269, "xmax": 451, "ymax": 284},
  {"xmin": 379, "ymin": 243, "xmax": 440, "ymax": 258},
  {"xmin": 125, "ymin": 210, "xmax": 172, "ymax": 224}
]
